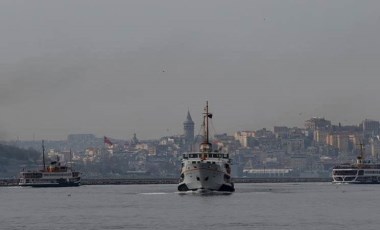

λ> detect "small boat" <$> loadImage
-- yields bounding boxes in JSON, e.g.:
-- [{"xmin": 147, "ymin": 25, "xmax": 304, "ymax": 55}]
[
  {"xmin": 178, "ymin": 102, "xmax": 235, "ymax": 192},
  {"xmin": 18, "ymin": 141, "xmax": 81, "ymax": 187},
  {"xmin": 332, "ymin": 144, "xmax": 380, "ymax": 184}
]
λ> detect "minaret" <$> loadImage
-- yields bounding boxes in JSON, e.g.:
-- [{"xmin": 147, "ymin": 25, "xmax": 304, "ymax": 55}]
[{"xmin": 183, "ymin": 110, "xmax": 195, "ymax": 151}]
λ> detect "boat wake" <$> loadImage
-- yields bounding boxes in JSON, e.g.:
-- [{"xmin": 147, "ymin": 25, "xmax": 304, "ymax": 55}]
[{"xmin": 139, "ymin": 192, "xmax": 170, "ymax": 195}]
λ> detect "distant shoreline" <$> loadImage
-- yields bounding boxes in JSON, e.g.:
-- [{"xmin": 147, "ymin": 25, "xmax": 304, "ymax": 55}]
[{"xmin": 0, "ymin": 177, "xmax": 332, "ymax": 187}]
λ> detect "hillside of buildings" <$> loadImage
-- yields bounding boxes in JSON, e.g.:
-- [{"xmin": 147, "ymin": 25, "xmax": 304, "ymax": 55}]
[{"xmin": 2, "ymin": 116, "xmax": 380, "ymax": 179}]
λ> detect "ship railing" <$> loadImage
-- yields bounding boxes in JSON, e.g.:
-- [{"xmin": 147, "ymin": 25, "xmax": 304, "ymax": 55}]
[
  {"xmin": 332, "ymin": 169, "xmax": 358, "ymax": 176},
  {"xmin": 183, "ymin": 153, "xmax": 229, "ymax": 159}
]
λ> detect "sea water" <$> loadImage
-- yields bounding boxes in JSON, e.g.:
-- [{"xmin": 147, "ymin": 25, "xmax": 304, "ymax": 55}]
[{"xmin": 1, "ymin": 183, "xmax": 379, "ymax": 230}]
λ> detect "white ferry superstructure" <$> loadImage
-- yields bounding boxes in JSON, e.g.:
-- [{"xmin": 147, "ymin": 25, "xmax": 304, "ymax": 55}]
[
  {"xmin": 18, "ymin": 141, "xmax": 81, "ymax": 187},
  {"xmin": 332, "ymin": 144, "xmax": 380, "ymax": 184},
  {"xmin": 178, "ymin": 102, "xmax": 235, "ymax": 192}
]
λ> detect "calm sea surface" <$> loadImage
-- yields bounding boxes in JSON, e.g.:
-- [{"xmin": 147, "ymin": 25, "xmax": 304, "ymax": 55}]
[{"xmin": 1, "ymin": 183, "xmax": 379, "ymax": 230}]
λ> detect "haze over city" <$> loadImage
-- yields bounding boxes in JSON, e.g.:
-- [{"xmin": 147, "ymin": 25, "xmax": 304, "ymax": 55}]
[{"xmin": 1, "ymin": 0, "xmax": 380, "ymax": 141}]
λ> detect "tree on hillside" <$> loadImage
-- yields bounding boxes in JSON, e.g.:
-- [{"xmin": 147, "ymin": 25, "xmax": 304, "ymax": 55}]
[{"xmin": 0, "ymin": 144, "xmax": 40, "ymax": 162}]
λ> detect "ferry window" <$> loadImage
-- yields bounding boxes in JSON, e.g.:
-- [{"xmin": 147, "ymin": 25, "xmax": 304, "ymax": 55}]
[
  {"xmin": 192, "ymin": 161, "xmax": 196, "ymax": 164},
  {"xmin": 334, "ymin": 170, "xmax": 357, "ymax": 175}
]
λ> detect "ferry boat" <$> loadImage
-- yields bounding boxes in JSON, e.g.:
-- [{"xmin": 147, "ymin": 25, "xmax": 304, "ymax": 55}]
[
  {"xmin": 18, "ymin": 141, "xmax": 81, "ymax": 187},
  {"xmin": 178, "ymin": 102, "xmax": 235, "ymax": 192},
  {"xmin": 332, "ymin": 144, "xmax": 380, "ymax": 184}
]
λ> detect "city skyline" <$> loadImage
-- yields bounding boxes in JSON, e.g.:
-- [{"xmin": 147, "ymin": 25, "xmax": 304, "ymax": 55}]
[
  {"xmin": 1, "ymin": 1, "xmax": 380, "ymax": 141},
  {"xmin": 2, "ymin": 113, "xmax": 378, "ymax": 142}
]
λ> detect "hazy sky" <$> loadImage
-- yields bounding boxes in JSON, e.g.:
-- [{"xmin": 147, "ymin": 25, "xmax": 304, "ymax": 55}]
[{"xmin": 1, "ymin": 0, "xmax": 380, "ymax": 141}]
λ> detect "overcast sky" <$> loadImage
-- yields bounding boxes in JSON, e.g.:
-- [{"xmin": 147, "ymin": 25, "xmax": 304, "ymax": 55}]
[{"xmin": 1, "ymin": 0, "xmax": 380, "ymax": 141}]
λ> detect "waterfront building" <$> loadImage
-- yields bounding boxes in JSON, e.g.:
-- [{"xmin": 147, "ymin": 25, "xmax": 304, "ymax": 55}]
[
  {"xmin": 349, "ymin": 134, "xmax": 362, "ymax": 149},
  {"xmin": 286, "ymin": 138, "xmax": 305, "ymax": 154},
  {"xmin": 370, "ymin": 137, "xmax": 380, "ymax": 161},
  {"xmin": 234, "ymin": 131, "xmax": 256, "ymax": 148},
  {"xmin": 289, "ymin": 154, "xmax": 308, "ymax": 171},
  {"xmin": 361, "ymin": 119, "xmax": 380, "ymax": 139},
  {"xmin": 325, "ymin": 132, "xmax": 351, "ymax": 153},
  {"xmin": 273, "ymin": 126, "xmax": 290, "ymax": 139},
  {"xmin": 336, "ymin": 134, "xmax": 349, "ymax": 153},
  {"xmin": 314, "ymin": 129, "xmax": 328, "ymax": 144},
  {"xmin": 305, "ymin": 117, "xmax": 331, "ymax": 131}
]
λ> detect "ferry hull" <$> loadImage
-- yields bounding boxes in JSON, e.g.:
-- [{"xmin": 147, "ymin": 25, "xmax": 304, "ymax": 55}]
[
  {"xmin": 178, "ymin": 181, "xmax": 234, "ymax": 192},
  {"xmin": 19, "ymin": 181, "xmax": 80, "ymax": 187},
  {"xmin": 178, "ymin": 166, "xmax": 234, "ymax": 192},
  {"xmin": 332, "ymin": 176, "xmax": 380, "ymax": 184}
]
